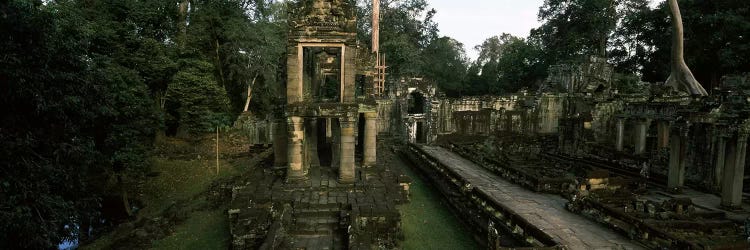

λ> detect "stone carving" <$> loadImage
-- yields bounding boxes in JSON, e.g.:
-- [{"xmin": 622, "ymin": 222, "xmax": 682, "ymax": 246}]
[{"xmin": 290, "ymin": 0, "xmax": 356, "ymax": 33}]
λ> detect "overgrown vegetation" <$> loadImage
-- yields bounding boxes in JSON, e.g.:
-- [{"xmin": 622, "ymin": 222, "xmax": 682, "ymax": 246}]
[
  {"xmin": 1, "ymin": 0, "xmax": 285, "ymax": 248},
  {"xmin": 80, "ymin": 135, "xmax": 251, "ymax": 249}
]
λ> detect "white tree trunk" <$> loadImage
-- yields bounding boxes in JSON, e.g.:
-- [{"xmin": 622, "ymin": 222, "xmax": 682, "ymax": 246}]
[
  {"xmin": 666, "ymin": 0, "xmax": 708, "ymax": 96},
  {"xmin": 243, "ymin": 74, "xmax": 258, "ymax": 112}
]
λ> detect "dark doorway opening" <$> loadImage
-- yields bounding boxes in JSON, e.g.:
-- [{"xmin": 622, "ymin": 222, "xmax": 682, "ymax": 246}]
[
  {"xmin": 408, "ymin": 92, "xmax": 426, "ymax": 114},
  {"xmin": 356, "ymin": 75, "xmax": 366, "ymax": 98},
  {"xmin": 356, "ymin": 113, "xmax": 365, "ymax": 162},
  {"xmin": 303, "ymin": 47, "xmax": 342, "ymax": 102},
  {"xmin": 317, "ymin": 118, "xmax": 333, "ymax": 167},
  {"xmin": 416, "ymin": 121, "xmax": 426, "ymax": 143}
]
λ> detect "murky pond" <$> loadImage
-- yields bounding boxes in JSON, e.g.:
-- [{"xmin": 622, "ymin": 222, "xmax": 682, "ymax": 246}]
[{"xmin": 395, "ymin": 155, "xmax": 479, "ymax": 250}]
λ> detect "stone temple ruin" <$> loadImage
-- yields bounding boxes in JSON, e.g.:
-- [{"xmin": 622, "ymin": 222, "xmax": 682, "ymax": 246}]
[
  {"xmin": 230, "ymin": 0, "xmax": 750, "ymax": 249},
  {"xmin": 229, "ymin": 1, "xmax": 410, "ymax": 249}
]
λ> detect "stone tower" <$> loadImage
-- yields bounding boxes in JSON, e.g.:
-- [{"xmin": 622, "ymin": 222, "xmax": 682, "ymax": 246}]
[{"xmin": 281, "ymin": 0, "xmax": 379, "ymax": 184}]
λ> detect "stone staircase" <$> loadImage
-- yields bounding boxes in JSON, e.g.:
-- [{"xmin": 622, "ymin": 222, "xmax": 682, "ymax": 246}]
[{"xmin": 287, "ymin": 202, "xmax": 346, "ymax": 250}]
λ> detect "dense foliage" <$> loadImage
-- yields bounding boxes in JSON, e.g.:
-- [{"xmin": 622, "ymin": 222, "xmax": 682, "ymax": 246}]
[
  {"xmin": 166, "ymin": 59, "xmax": 232, "ymax": 134},
  {"xmin": 1, "ymin": 1, "xmax": 160, "ymax": 248},
  {"xmin": 0, "ymin": 0, "xmax": 286, "ymax": 248},
  {"xmin": 610, "ymin": 0, "xmax": 750, "ymax": 91},
  {"xmin": 462, "ymin": 0, "xmax": 749, "ymax": 95}
]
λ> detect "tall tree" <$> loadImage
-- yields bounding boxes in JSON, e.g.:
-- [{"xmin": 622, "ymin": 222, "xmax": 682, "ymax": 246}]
[
  {"xmin": 467, "ymin": 34, "xmax": 545, "ymax": 95},
  {"xmin": 533, "ymin": 0, "xmax": 618, "ymax": 64},
  {"xmin": 1, "ymin": 1, "xmax": 161, "ymax": 247},
  {"xmin": 608, "ymin": 0, "xmax": 661, "ymax": 76},
  {"xmin": 422, "ymin": 36, "xmax": 469, "ymax": 96},
  {"xmin": 666, "ymin": 0, "xmax": 707, "ymax": 96},
  {"xmin": 357, "ymin": 0, "xmax": 439, "ymax": 79},
  {"xmin": 186, "ymin": 0, "xmax": 287, "ymax": 115},
  {"xmin": 610, "ymin": 0, "xmax": 750, "ymax": 90}
]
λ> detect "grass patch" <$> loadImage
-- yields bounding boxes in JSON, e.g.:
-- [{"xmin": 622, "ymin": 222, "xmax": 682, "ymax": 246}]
[
  {"xmin": 82, "ymin": 156, "xmax": 242, "ymax": 249},
  {"xmin": 138, "ymin": 157, "xmax": 239, "ymax": 218},
  {"xmin": 151, "ymin": 209, "xmax": 230, "ymax": 249}
]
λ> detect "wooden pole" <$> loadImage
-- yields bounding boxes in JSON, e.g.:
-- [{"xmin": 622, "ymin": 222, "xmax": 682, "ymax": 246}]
[
  {"xmin": 216, "ymin": 127, "xmax": 219, "ymax": 175},
  {"xmin": 372, "ymin": 0, "xmax": 380, "ymax": 53}
]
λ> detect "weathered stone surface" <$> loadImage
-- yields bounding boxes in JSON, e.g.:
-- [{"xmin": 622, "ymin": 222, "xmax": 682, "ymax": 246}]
[{"xmin": 412, "ymin": 145, "xmax": 642, "ymax": 249}]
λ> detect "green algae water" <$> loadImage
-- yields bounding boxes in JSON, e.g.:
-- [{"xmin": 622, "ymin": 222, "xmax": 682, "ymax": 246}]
[{"xmin": 396, "ymin": 156, "xmax": 479, "ymax": 250}]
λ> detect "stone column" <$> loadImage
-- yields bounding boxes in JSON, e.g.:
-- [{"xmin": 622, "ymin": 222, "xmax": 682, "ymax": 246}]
[
  {"xmin": 339, "ymin": 117, "xmax": 356, "ymax": 183},
  {"xmin": 634, "ymin": 119, "xmax": 649, "ymax": 155},
  {"xmin": 714, "ymin": 135, "xmax": 727, "ymax": 189},
  {"xmin": 287, "ymin": 117, "xmax": 305, "ymax": 181},
  {"xmin": 286, "ymin": 46, "xmax": 302, "ymax": 104},
  {"xmin": 722, "ymin": 133, "xmax": 747, "ymax": 208},
  {"xmin": 657, "ymin": 121, "xmax": 671, "ymax": 148},
  {"xmin": 325, "ymin": 117, "xmax": 333, "ymax": 142},
  {"xmin": 506, "ymin": 113, "xmax": 513, "ymax": 133},
  {"xmin": 363, "ymin": 112, "xmax": 378, "ymax": 167},
  {"xmin": 410, "ymin": 121, "xmax": 418, "ymax": 143},
  {"xmin": 273, "ymin": 119, "xmax": 288, "ymax": 167},
  {"xmin": 668, "ymin": 128, "xmax": 687, "ymax": 191},
  {"xmin": 616, "ymin": 118, "xmax": 625, "ymax": 151}
]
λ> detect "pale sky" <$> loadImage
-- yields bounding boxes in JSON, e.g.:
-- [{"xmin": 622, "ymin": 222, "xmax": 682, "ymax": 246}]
[{"xmin": 427, "ymin": 0, "xmax": 664, "ymax": 60}]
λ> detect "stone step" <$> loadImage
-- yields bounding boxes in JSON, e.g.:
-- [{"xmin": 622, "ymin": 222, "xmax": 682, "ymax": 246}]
[
  {"xmin": 293, "ymin": 217, "xmax": 340, "ymax": 229},
  {"xmin": 287, "ymin": 225, "xmax": 339, "ymax": 236},
  {"xmin": 289, "ymin": 234, "xmax": 345, "ymax": 250},
  {"xmin": 295, "ymin": 216, "xmax": 339, "ymax": 224},
  {"xmin": 294, "ymin": 201, "xmax": 342, "ymax": 210},
  {"xmin": 293, "ymin": 209, "xmax": 341, "ymax": 218}
]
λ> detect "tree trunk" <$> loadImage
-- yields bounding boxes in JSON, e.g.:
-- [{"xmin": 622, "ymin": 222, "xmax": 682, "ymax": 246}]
[
  {"xmin": 666, "ymin": 0, "xmax": 708, "ymax": 96},
  {"xmin": 243, "ymin": 74, "xmax": 258, "ymax": 112},
  {"xmin": 178, "ymin": 0, "xmax": 189, "ymax": 49},
  {"xmin": 214, "ymin": 38, "xmax": 225, "ymax": 87},
  {"xmin": 118, "ymin": 174, "xmax": 132, "ymax": 217}
]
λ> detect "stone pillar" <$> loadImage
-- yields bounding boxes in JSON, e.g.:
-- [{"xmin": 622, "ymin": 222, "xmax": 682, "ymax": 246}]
[
  {"xmin": 634, "ymin": 120, "xmax": 649, "ymax": 155},
  {"xmin": 363, "ymin": 112, "xmax": 378, "ymax": 167},
  {"xmin": 668, "ymin": 128, "xmax": 687, "ymax": 191},
  {"xmin": 326, "ymin": 117, "xmax": 332, "ymax": 142},
  {"xmin": 714, "ymin": 135, "xmax": 727, "ymax": 189},
  {"xmin": 506, "ymin": 113, "xmax": 513, "ymax": 132},
  {"xmin": 304, "ymin": 118, "xmax": 320, "ymax": 168},
  {"xmin": 273, "ymin": 120, "xmax": 288, "ymax": 167},
  {"xmin": 616, "ymin": 118, "xmax": 625, "ymax": 151},
  {"xmin": 657, "ymin": 121, "xmax": 671, "ymax": 148},
  {"xmin": 339, "ymin": 117, "xmax": 356, "ymax": 183},
  {"xmin": 286, "ymin": 46, "xmax": 302, "ymax": 104},
  {"xmin": 722, "ymin": 133, "xmax": 747, "ymax": 208},
  {"xmin": 287, "ymin": 117, "xmax": 305, "ymax": 181}
]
